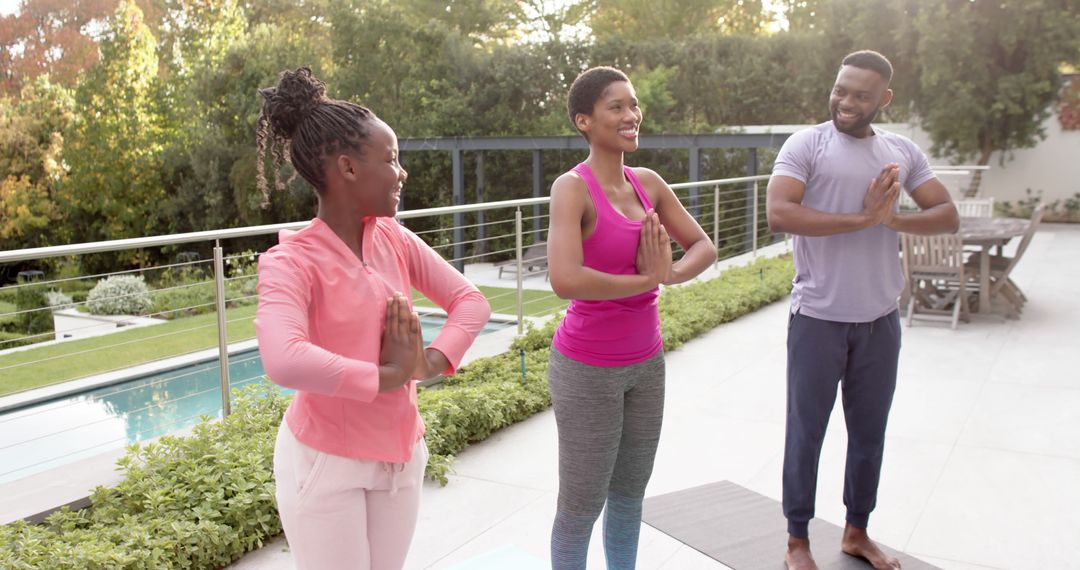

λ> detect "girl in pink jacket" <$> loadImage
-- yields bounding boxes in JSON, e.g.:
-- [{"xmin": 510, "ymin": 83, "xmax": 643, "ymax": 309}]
[{"xmin": 253, "ymin": 67, "xmax": 491, "ymax": 570}]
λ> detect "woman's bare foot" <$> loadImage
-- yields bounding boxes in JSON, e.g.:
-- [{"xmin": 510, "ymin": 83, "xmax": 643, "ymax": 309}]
[
  {"xmin": 785, "ymin": 536, "xmax": 819, "ymax": 570},
  {"xmin": 841, "ymin": 523, "xmax": 901, "ymax": 569}
]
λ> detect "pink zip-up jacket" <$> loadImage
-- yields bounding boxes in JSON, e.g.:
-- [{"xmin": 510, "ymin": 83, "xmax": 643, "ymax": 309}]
[{"xmin": 255, "ymin": 217, "xmax": 491, "ymax": 463}]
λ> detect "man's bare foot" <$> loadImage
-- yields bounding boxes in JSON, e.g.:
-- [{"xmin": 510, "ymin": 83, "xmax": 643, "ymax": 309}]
[
  {"xmin": 841, "ymin": 523, "xmax": 901, "ymax": 569},
  {"xmin": 785, "ymin": 536, "xmax": 819, "ymax": 570}
]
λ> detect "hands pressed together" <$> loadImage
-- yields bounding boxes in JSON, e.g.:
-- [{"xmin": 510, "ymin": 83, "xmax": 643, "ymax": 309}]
[
  {"xmin": 635, "ymin": 209, "xmax": 673, "ymax": 287},
  {"xmin": 379, "ymin": 292, "xmax": 422, "ymax": 391},
  {"xmin": 863, "ymin": 163, "xmax": 901, "ymax": 228}
]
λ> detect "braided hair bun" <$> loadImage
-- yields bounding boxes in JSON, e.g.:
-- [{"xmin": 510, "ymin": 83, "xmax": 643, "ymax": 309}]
[
  {"xmin": 259, "ymin": 67, "xmax": 326, "ymax": 139},
  {"xmin": 255, "ymin": 67, "xmax": 375, "ymax": 206}
]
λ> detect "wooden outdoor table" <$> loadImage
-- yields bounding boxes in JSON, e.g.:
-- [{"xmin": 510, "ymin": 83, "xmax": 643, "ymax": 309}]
[{"xmin": 958, "ymin": 217, "xmax": 1029, "ymax": 314}]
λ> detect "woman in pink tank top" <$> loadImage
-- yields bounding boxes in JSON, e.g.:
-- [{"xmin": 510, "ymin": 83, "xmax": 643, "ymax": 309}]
[{"xmin": 546, "ymin": 67, "xmax": 716, "ymax": 569}]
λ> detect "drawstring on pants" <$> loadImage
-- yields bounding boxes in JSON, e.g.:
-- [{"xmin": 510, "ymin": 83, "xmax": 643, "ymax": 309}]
[{"xmin": 382, "ymin": 461, "xmax": 407, "ymax": 494}]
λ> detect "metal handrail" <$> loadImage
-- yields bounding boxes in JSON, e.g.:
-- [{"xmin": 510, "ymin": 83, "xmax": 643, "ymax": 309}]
[
  {"xmin": 0, "ymin": 171, "xmax": 808, "ymax": 428},
  {"xmin": 0, "ymin": 176, "xmax": 769, "ymax": 265}
]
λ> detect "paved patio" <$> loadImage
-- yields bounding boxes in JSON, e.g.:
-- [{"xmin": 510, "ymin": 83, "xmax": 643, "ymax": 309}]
[{"xmin": 233, "ymin": 224, "xmax": 1080, "ymax": 570}]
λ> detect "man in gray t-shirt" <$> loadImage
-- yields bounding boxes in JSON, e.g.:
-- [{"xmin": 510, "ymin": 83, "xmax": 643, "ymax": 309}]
[{"xmin": 766, "ymin": 50, "xmax": 958, "ymax": 570}]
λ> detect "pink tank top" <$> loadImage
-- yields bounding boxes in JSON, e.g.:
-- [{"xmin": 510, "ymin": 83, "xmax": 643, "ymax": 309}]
[{"xmin": 551, "ymin": 163, "xmax": 663, "ymax": 367}]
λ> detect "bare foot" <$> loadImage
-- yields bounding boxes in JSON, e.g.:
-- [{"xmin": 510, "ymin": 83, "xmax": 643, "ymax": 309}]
[
  {"xmin": 841, "ymin": 523, "xmax": 901, "ymax": 569},
  {"xmin": 785, "ymin": 536, "xmax": 819, "ymax": 570}
]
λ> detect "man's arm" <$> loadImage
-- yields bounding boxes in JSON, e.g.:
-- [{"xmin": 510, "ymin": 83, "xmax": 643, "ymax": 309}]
[
  {"xmin": 885, "ymin": 178, "xmax": 959, "ymax": 235},
  {"xmin": 766, "ymin": 164, "xmax": 900, "ymax": 237}
]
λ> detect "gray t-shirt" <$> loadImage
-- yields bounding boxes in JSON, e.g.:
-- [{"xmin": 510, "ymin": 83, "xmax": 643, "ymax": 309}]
[{"xmin": 772, "ymin": 121, "xmax": 935, "ymax": 323}]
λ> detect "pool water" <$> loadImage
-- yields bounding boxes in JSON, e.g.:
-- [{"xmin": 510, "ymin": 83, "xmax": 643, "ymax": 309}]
[{"xmin": 0, "ymin": 316, "xmax": 511, "ymax": 484}]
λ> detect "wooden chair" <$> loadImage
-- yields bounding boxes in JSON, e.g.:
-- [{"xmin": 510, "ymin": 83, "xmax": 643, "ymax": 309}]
[
  {"xmin": 965, "ymin": 203, "xmax": 1045, "ymax": 315},
  {"xmin": 956, "ymin": 197, "xmax": 995, "ymax": 218},
  {"xmin": 901, "ymin": 233, "xmax": 973, "ymax": 329},
  {"xmin": 496, "ymin": 241, "xmax": 549, "ymax": 280}
]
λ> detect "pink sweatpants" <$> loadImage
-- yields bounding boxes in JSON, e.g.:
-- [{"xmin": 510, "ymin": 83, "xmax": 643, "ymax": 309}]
[{"xmin": 273, "ymin": 424, "xmax": 428, "ymax": 570}]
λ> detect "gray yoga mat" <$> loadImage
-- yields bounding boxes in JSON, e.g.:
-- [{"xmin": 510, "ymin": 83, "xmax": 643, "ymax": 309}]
[{"xmin": 642, "ymin": 481, "xmax": 941, "ymax": 570}]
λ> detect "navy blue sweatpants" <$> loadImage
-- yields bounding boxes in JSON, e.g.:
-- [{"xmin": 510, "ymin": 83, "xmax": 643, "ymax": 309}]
[{"xmin": 782, "ymin": 309, "xmax": 901, "ymax": 538}]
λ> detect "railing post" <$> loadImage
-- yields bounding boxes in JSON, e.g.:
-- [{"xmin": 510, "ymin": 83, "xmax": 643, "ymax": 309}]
[
  {"xmin": 532, "ymin": 150, "xmax": 543, "ymax": 241},
  {"xmin": 213, "ymin": 240, "xmax": 231, "ymax": 417},
  {"xmin": 689, "ymin": 146, "xmax": 701, "ymax": 221},
  {"xmin": 752, "ymin": 180, "xmax": 759, "ymax": 258},
  {"xmin": 713, "ymin": 184, "xmax": 720, "ymax": 267},
  {"xmin": 452, "ymin": 148, "xmax": 465, "ymax": 272},
  {"xmin": 515, "ymin": 208, "xmax": 524, "ymax": 335},
  {"xmin": 745, "ymin": 148, "xmax": 758, "ymax": 255}
]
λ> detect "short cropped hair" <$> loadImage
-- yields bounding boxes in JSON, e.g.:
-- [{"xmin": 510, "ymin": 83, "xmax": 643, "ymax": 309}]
[{"xmin": 841, "ymin": 50, "xmax": 893, "ymax": 83}]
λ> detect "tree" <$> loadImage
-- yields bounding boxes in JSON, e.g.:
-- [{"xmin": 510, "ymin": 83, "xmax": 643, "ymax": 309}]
[
  {"xmin": 517, "ymin": 0, "xmax": 593, "ymax": 44},
  {"xmin": 588, "ymin": 0, "xmax": 770, "ymax": 41},
  {"xmin": 0, "ymin": 75, "xmax": 75, "ymax": 183},
  {"xmin": 400, "ymin": 0, "xmax": 525, "ymax": 43},
  {"xmin": 60, "ymin": 0, "xmax": 167, "ymax": 248},
  {"xmin": 0, "ymin": 75, "xmax": 74, "ymax": 250},
  {"xmin": 0, "ymin": 0, "xmax": 162, "ymax": 97},
  {"xmin": 914, "ymin": 0, "xmax": 1080, "ymax": 195},
  {"xmin": 154, "ymin": 0, "xmax": 246, "ymax": 77},
  {"xmin": 0, "ymin": 176, "xmax": 59, "ymax": 250}
]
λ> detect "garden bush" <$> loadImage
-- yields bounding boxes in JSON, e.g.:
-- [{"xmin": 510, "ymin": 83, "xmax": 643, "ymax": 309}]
[
  {"xmin": 0, "ymin": 385, "xmax": 287, "ymax": 570},
  {"xmin": 86, "ymin": 275, "xmax": 153, "ymax": 316},
  {"xmin": 45, "ymin": 290, "xmax": 74, "ymax": 311}
]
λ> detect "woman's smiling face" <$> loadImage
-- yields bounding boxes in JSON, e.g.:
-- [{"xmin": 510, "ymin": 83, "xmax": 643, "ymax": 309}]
[{"xmin": 578, "ymin": 80, "xmax": 642, "ymax": 152}]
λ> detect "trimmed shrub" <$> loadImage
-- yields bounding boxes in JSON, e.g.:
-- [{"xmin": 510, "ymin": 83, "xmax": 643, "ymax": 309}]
[
  {"xmin": 86, "ymin": 275, "xmax": 153, "ymax": 316},
  {"xmin": 0, "ymin": 385, "xmax": 287, "ymax": 569}
]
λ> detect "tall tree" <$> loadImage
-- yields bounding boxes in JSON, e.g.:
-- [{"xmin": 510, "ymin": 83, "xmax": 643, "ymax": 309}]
[
  {"xmin": 0, "ymin": 75, "xmax": 75, "ymax": 250},
  {"xmin": 589, "ymin": 0, "xmax": 770, "ymax": 41},
  {"xmin": 517, "ymin": 0, "xmax": 593, "ymax": 44},
  {"xmin": 401, "ymin": 0, "xmax": 525, "ymax": 42},
  {"xmin": 0, "ymin": 0, "xmax": 162, "ymax": 97},
  {"xmin": 60, "ymin": 0, "xmax": 167, "ymax": 248},
  {"xmin": 914, "ymin": 0, "xmax": 1080, "ymax": 195}
]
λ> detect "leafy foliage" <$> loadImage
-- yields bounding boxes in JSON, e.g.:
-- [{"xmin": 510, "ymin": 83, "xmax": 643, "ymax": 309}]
[
  {"xmin": 4, "ymin": 0, "xmax": 1079, "ymax": 276},
  {"xmin": 912, "ymin": 0, "xmax": 1080, "ymax": 193},
  {"xmin": 0, "ymin": 384, "xmax": 287, "ymax": 570},
  {"xmin": 13, "ymin": 276, "xmax": 52, "ymax": 337},
  {"xmin": 59, "ymin": 1, "xmax": 170, "ymax": 253}
]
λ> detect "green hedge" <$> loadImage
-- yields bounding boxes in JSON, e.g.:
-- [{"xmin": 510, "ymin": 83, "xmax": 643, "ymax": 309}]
[
  {"xmin": 0, "ymin": 255, "xmax": 794, "ymax": 568},
  {"xmin": 0, "ymin": 386, "xmax": 288, "ymax": 569}
]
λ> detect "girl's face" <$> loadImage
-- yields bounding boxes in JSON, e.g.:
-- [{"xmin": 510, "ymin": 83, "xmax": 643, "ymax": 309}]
[
  {"xmin": 578, "ymin": 80, "xmax": 642, "ymax": 152},
  {"xmin": 347, "ymin": 120, "xmax": 407, "ymax": 217}
]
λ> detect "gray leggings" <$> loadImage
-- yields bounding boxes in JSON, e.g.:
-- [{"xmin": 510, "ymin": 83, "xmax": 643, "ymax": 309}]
[{"xmin": 548, "ymin": 346, "xmax": 665, "ymax": 569}]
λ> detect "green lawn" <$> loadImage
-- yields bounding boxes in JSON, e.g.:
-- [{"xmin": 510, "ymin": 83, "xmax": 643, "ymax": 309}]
[
  {"xmin": 0, "ymin": 286, "xmax": 563, "ymax": 398},
  {"xmin": 0, "ymin": 305, "xmax": 257, "ymax": 397},
  {"xmin": 412, "ymin": 285, "xmax": 567, "ymax": 317},
  {"xmin": 0, "ymin": 300, "xmax": 16, "ymax": 326}
]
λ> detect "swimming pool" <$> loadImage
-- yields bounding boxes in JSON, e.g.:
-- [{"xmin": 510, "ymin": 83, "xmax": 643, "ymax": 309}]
[{"xmin": 0, "ymin": 315, "xmax": 512, "ymax": 484}]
